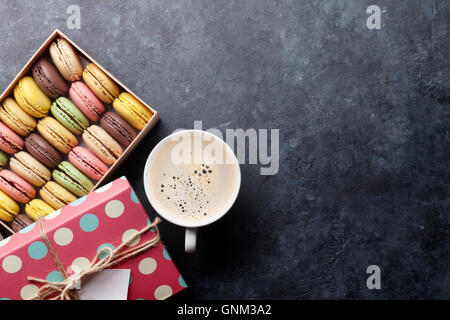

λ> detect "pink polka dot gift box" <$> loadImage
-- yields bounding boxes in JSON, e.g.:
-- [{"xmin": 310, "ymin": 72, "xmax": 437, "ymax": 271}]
[{"xmin": 0, "ymin": 176, "xmax": 187, "ymax": 300}]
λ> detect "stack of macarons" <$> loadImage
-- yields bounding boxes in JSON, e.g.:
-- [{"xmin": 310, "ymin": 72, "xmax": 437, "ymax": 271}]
[{"xmin": 0, "ymin": 37, "xmax": 154, "ymax": 232}]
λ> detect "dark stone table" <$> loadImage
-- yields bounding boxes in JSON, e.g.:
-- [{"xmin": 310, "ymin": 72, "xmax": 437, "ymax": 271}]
[{"xmin": 0, "ymin": 0, "xmax": 448, "ymax": 299}]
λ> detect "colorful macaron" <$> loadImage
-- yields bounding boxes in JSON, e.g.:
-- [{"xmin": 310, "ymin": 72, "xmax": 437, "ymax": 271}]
[
  {"xmin": 0, "ymin": 189, "xmax": 20, "ymax": 222},
  {"xmin": 100, "ymin": 112, "xmax": 138, "ymax": 147},
  {"xmin": 25, "ymin": 199, "xmax": 55, "ymax": 221},
  {"xmin": 11, "ymin": 214, "xmax": 34, "ymax": 232},
  {"xmin": 13, "ymin": 76, "xmax": 51, "ymax": 118},
  {"xmin": 25, "ymin": 133, "xmax": 62, "ymax": 169},
  {"xmin": 37, "ymin": 117, "xmax": 78, "ymax": 154},
  {"xmin": 52, "ymin": 161, "xmax": 94, "ymax": 197},
  {"xmin": 32, "ymin": 57, "xmax": 69, "ymax": 98},
  {"xmin": 50, "ymin": 97, "xmax": 89, "ymax": 135},
  {"xmin": 9, "ymin": 151, "xmax": 51, "ymax": 187},
  {"xmin": 40, "ymin": 181, "xmax": 77, "ymax": 209},
  {"xmin": 0, "ymin": 150, "xmax": 8, "ymax": 167},
  {"xmin": 68, "ymin": 146, "xmax": 108, "ymax": 181},
  {"xmin": 0, "ymin": 121, "xmax": 24, "ymax": 154},
  {"xmin": 82, "ymin": 125, "xmax": 122, "ymax": 165},
  {"xmin": 0, "ymin": 98, "xmax": 37, "ymax": 136},
  {"xmin": 49, "ymin": 38, "xmax": 83, "ymax": 82},
  {"xmin": 112, "ymin": 92, "xmax": 153, "ymax": 130},
  {"xmin": 82, "ymin": 63, "xmax": 119, "ymax": 104},
  {"xmin": 69, "ymin": 81, "xmax": 105, "ymax": 122},
  {"xmin": 0, "ymin": 170, "xmax": 35, "ymax": 203}
]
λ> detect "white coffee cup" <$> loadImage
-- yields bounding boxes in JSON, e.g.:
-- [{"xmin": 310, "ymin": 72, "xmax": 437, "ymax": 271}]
[{"xmin": 143, "ymin": 130, "xmax": 241, "ymax": 253}]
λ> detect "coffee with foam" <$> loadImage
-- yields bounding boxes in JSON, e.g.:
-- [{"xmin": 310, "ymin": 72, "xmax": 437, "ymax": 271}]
[{"xmin": 147, "ymin": 131, "xmax": 239, "ymax": 224}]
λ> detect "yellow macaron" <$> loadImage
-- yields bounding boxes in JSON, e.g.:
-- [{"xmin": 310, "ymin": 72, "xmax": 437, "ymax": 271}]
[
  {"xmin": 112, "ymin": 92, "xmax": 153, "ymax": 130},
  {"xmin": 40, "ymin": 181, "xmax": 77, "ymax": 210},
  {"xmin": 25, "ymin": 199, "xmax": 55, "ymax": 221},
  {"xmin": 13, "ymin": 76, "xmax": 51, "ymax": 118},
  {"xmin": 82, "ymin": 63, "xmax": 119, "ymax": 104},
  {"xmin": 37, "ymin": 117, "xmax": 78, "ymax": 154},
  {"xmin": 0, "ymin": 189, "xmax": 20, "ymax": 222},
  {"xmin": 0, "ymin": 98, "xmax": 37, "ymax": 136}
]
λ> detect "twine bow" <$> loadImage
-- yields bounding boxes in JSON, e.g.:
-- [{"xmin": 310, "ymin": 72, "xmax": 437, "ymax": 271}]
[{"xmin": 27, "ymin": 216, "xmax": 162, "ymax": 300}]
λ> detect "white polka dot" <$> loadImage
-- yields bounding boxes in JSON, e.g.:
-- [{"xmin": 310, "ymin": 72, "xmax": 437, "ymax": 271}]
[
  {"xmin": 122, "ymin": 229, "xmax": 140, "ymax": 247},
  {"xmin": 53, "ymin": 227, "xmax": 73, "ymax": 246},
  {"xmin": 44, "ymin": 209, "xmax": 61, "ymax": 220},
  {"xmin": 0, "ymin": 236, "xmax": 10, "ymax": 247},
  {"xmin": 71, "ymin": 257, "xmax": 90, "ymax": 272},
  {"xmin": 154, "ymin": 285, "xmax": 173, "ymax": 300},
  {"xmin": 138, "ymin": 257, "xmax": 157, "ymax": 275},
  {"xmin": 95, "ymin": 182, "xmax": 112, "ymax": 193},
  {"xmin": 2, "ymin": 255, "xmax": 22, "ymax": 273},
  {"xmin": 20, "ymin": 284, "xmax": 39, "ymax": 300},
  {"xmin": 105, "ymin": 200, "xmax": 124, "ymax": 218}
]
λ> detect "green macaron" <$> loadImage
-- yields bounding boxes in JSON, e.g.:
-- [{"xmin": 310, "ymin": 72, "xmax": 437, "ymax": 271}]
[
  {"xmin": 0, "ymin": 150, "xmax": 8, "ymax": 167},
  {"xmin": 50, "ymin": 97, "xmax": 89, "ymax": 135},
  {"xmin": 52, "ymin": 161, "xmax": 94, "ymax": 197}
]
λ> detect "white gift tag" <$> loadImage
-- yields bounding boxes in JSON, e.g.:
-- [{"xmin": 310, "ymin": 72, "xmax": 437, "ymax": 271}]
[{"xmin": 78, "ymin": 269, "xmax": 131, "ymax": 300}]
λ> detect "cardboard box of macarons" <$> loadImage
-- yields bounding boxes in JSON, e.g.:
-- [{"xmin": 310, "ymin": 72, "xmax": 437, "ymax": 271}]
[
  {"xmin": 0, "ymin": 30, "xmax": 189, "ymax": 300},
  {"xmin": 0, "ymin": 30, "xmax": 159, "ymax": 235}
]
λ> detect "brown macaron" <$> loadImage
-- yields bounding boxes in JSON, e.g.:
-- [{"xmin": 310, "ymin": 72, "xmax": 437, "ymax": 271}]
[
  {"xmin": 100, "ymin": 112, "xmax": 138, "ymax": 147},
  {"xmin": 11, "ymin": 214, "xmax": 34, "ymax": 232},
  {"xmin": 32, "ymin": 58, "xmax": 69, "ymax": 98},
  {"xmin": 25, "ymin": 133, "xmax": 62, "ymax": 169}
]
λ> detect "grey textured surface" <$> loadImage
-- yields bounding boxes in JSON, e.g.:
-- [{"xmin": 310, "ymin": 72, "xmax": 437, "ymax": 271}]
[{"xmin": 0, "ymin": 0, "xmax": 448, "ymax": 299}]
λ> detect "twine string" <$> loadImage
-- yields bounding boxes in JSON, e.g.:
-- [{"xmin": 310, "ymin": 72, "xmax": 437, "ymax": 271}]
[{"xmin": 27, "ymin": 217, "xmax": 161, "ymax": 300}]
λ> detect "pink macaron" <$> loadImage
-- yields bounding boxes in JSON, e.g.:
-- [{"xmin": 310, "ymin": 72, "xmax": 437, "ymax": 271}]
[
  {"xmin": 0, "ymin": 121, "xmax": 24, "ymax": 154},
  {"xmin": 68, "ymin": 146, "xmax": 108, "ymax": 181},
  {"xmin": 0, "ymin": 170, "xmax": 35, "ymax": 203},
  {"xmin": 69, "ymin": 81, "xmax": 105, "ymax": 122}
]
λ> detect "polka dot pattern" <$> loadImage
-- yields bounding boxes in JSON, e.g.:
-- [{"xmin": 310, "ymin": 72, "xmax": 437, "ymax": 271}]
[
  {"xmin": 2, "ymin": 255, "xmax": 22, "ymax": 273},
  {"xmin": 79, "ymin": 214, "xmax": 99, "ymax": 232},
  {"xmin": 71, "ymin": 257, "xmax": 90, "ymax": 273},
  {"xmin": 0, "ymin": 178, "xmax": 185, "ymax": 300},
  {"xmin": 53, "ymin": 227, "xmax": 73, "ymax": 246},
  {"xmin": 28, "ymin": 241, "xmax": 48, "ymax": 260},
  {"xmin": 20, "ymin": 285, "xmax": 38, "ymax": 300},
  {"xmin": 138, "ymin": 258, "xmax": 157, "ymax": 275},
  {"xmin": 122, "ymin": 229, "xmax": 140, "ymax": 246},
  {"xmin": 154, "ymin": 285, "xmax": 173, "ymax": 300},
  {"xmin": 105, "ymin": 200, "xmax": 124, "ymax": 218},
  {"xmin": 46, "ymin": 270, "xmax": 64, "ymax": 283},
  {"xmin": 97, "ymin": 243, "xmax": 115, "ymax": 259}
]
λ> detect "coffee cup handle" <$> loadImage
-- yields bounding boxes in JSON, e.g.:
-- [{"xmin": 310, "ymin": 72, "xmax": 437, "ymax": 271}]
[{"xmin": 185, "ymin": 228, "xmax": 197, "ymax": 253}]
